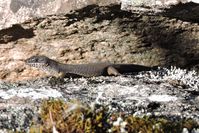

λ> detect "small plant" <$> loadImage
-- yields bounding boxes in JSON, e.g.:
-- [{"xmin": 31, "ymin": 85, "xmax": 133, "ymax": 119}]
[{"xmin": 29, "ymin": 99, "xmax": 199, "ymax": 133}]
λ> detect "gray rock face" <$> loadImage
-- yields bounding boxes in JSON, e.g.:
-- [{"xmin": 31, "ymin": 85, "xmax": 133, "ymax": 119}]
[
  {"xmin": 0, "ymin": 67, "xmax": 199, "ymax": 130},
  {"xmin": 121, "ymin": 0, "xmax": 199, "ymax": 9},
  {"xmin": 0, "ymin": 0, "xmax": 120, "ymax": 29},
  {"xmin": 1, "ymin": 0, "xmax": 198, "ymax": 29}
]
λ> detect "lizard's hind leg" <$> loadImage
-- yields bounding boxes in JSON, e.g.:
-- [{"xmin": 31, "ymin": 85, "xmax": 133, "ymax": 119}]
[{"xmin": 107, "ymin": 66, "xmax": 121, "ymax": 76}]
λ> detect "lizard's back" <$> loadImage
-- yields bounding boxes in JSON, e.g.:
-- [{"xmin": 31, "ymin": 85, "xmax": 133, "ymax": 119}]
[
  {"xmin": 60, "ymin": 62, "xmax": 112, "ymax": 77},
  {"xmin": 61, "ymin": 63, "xmax": 154, "ymax": 77}
]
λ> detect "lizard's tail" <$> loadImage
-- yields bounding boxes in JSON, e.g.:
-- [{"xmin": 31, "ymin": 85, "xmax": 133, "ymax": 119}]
[{"xmin": 113, "ymin": 64, "xmax": 158, "ymax": 73}]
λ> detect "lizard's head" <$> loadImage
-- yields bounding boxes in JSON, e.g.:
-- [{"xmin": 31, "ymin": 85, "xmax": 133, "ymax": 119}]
[
  {"xmin": 25, "ymin": 55, "xmax": 59, "ymax": 75},
  {"xmin": 25, "ymin": 55, "xmax": 50, "ymax": 67}
]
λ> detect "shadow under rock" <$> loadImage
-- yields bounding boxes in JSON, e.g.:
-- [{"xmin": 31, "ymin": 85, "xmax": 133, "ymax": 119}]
[
  {"xmin": 161, "ymin": 2, "xmax": 199, "ymax": 23},
  {"xmin": 0, "ymin": 24, "xmax": 35, "ymax": 44},
  {"xmin": 64, "ymin": 4, "xmax": 134, "ymax": 26},
  {"xmin": 117, "ymin": 7, "xmax": 199, "ymax": 68},
  {"xmin": 68, "ymin": 4, "xmax": 199, "ymax": 68}
]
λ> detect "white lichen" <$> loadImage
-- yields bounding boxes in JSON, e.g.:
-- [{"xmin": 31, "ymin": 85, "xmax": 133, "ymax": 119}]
[
  {"xmin": 136, "ymin": 66, "xmax": 199, "ymax": 89},
  {"xmin": 113, "ymin": 117, "xmax": 128, "ymax": 133}
]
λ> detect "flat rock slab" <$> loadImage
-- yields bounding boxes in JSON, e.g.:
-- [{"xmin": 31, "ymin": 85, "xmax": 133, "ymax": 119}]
[{"xmin": 0, "ymin": 67, "xmax": 199, "ymax": 130}]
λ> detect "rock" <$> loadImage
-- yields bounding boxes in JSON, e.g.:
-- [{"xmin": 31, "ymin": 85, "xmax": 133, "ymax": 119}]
[
  {"xmin": 182, "ymin": 128, "xmax": 189, "ymax": 133},
  {"xmin": 0, "ymin": 0, "xmax": 120, "ymax": 30},
  {"xmin": 0, "ymin": 2, "xmax": 199, "ymax": 131},
  {"xmin": 0, "ymin": 67, "xmax": 199, "ymax": 130},
  {"xmin": 0, "ymin": 4, "xmax": 198, "ymax": 81},
  {"xmin": 192, "ymin": 128, "xmax": 199, "ymax": 133}
]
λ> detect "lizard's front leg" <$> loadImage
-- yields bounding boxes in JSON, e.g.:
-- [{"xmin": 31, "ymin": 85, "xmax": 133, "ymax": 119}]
[{"xmin": 55, "ymin": 72, "xmax": 66, "ymax": 79}]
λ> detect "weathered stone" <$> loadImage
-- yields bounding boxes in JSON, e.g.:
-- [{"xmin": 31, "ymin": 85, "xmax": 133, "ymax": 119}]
[
  {"xmin": 0, "ymin": 3, "xmax": 199, "ymax": 131},
  {"xmin": 0, "ymin": 4, "xmax": 198, "ymax": 82}
]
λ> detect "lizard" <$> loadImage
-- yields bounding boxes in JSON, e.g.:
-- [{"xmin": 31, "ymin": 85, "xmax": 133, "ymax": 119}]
[{"xmin": 25, "ymin": 55, "xmax": 157, "ymax": 78}]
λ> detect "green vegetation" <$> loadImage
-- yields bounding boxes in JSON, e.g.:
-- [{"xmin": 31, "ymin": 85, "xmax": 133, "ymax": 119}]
[{"xmin": 29, "ymin": 99, "xmax": 199, "ymax": 133}]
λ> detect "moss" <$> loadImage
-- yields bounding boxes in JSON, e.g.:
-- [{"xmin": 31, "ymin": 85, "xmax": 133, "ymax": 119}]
[
  {"xmin": 33, "ymin": 99, "xmax": 111, "ymax": 133},
  {"xmin": 29, "ymin": 99, "xmax": 199, "ymax": 133},
  {"xmin": 124, "ymin": 116, "xmax": 199, "ymax": 133}
]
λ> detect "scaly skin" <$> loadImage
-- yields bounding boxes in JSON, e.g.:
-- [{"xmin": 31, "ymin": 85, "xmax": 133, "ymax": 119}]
[{"xmin": 25, "ymin": 55, "xmax": 156, "ymax": 78}]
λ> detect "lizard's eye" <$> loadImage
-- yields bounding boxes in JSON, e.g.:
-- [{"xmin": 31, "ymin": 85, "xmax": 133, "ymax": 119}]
[
  {"xmin": 27, "ymin": 57, "xmax": 37, "ymax": 63},
  {"xmin": 38, "ymin": 57, "xmax": 48, "ymax": 64},
  {"xmin": 38, "ymin": 58, "xmax": 44, "ymax": 62},
  {"xmin": 32, "ymin": 58, "xmax": 37, "ymax": 62}
]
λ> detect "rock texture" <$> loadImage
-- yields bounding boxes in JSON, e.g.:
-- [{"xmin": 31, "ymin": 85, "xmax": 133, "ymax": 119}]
[
  {"xmin": 0, "ymin": 67, "xmax": 199, "ymax": 131},
  {"xmin": 0, "ymin": 3, "xmax": 199, "ymax": 131},
  {"xmin": 1, "ymin": 0, "xmax": 199, "ymax": 30},
  {"xmin": 0, "ymin": 3, "xmax": 198, "ymax": 82},
  {"xmin": 0, "ymin": 0, "xmax": 120, "ymax": 29}
]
